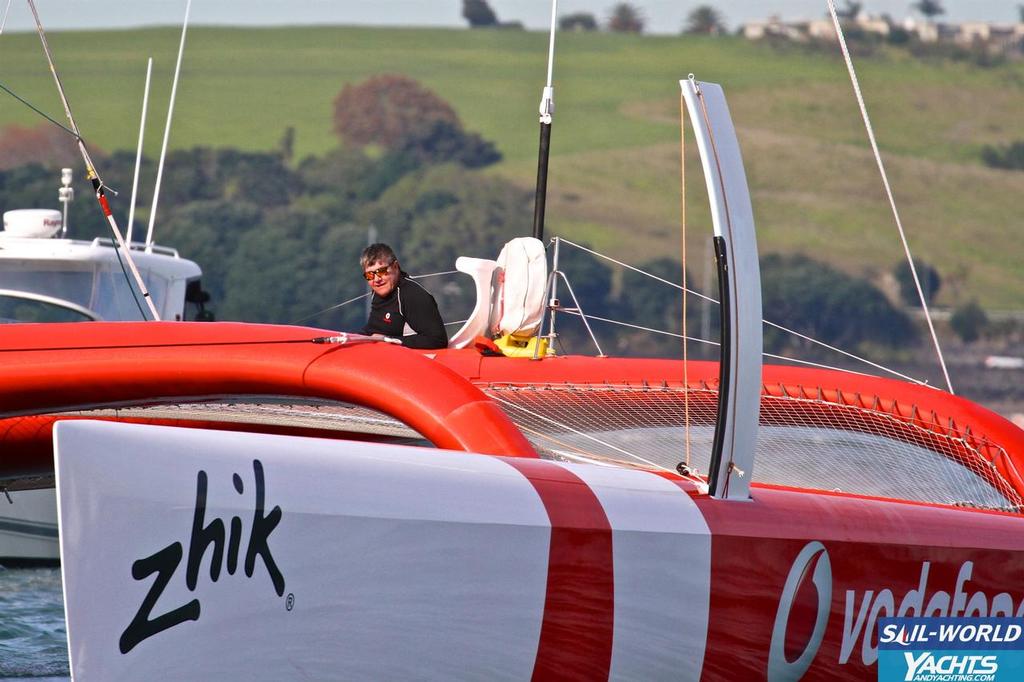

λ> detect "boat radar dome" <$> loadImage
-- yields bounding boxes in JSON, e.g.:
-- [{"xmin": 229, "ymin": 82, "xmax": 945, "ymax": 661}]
[{"xmin": 2, "ymin": 210, "xmax": 63, "ymax": 239}]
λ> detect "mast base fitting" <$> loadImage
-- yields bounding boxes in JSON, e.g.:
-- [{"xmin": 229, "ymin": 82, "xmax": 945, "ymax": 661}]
[{"xmin": 493, "ymin": 333, "xmax": 554, "ymax": 359}]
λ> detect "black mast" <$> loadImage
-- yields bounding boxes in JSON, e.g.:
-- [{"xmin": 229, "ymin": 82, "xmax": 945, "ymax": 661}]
[{"xmin": 531, "ymin": 0, "xmax": 559, "ymax": 241}]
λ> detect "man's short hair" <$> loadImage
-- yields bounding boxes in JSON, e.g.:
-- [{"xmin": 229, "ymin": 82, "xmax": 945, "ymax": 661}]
[{"xmin": 360, "ymin": 243, "xmax": 397, "ymax": 270}]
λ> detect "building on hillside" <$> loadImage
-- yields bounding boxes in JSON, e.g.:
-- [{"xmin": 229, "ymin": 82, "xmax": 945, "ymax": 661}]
[
  {"xmin": 743, "ymin": 12, "xmax": 895, "ymax": 43},
  {"xmin": 955, "ymin": 22, "xmax": 1024, "ymax": 52},
  {"xmin": 742, "ymin": 13, "xmax": 1024, "ymax": 55},
  {"xmin": 741, "ymin": 16, "xmax": 808, "ymax": 42},
  {"xmin": 855, "ymin": 13, "xmax": 892, "ymax": 37},
  {"xmin": 901, "ymin": 18, "xmax": 939, "ymax": 43}
]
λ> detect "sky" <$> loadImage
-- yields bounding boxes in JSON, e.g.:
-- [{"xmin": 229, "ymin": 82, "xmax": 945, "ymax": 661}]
[{"xmin": 1, "ymin": 1, "xmax": 1020, "ymax": 35}]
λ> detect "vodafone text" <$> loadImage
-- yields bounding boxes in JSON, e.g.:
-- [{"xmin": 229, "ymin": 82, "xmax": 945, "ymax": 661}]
[{"xmin": 841, "ymin": 561, "xmax": 1022, "ymax": 665}]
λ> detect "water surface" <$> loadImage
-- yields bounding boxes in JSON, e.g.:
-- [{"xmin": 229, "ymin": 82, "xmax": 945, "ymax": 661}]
[{"xmin": 0, "ymin": 567, "xmax": 69, "ymax": 680}]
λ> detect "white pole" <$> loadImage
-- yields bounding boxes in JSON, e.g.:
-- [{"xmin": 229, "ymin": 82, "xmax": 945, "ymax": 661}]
[
  {"xmin": 25, "ymin": 0, "xmax": 160, "ymax": 320},
  {"xmin": 0, "ymin": 0, "xmax": 13, "ymax": 36},
  {"xmin": 126, "ymin": 58, "xmax": 153, "ymax": 247},
  {"xmin": 146, "ymin": 0, "xmax": 192, "ymax": 249},
  {"xmin": 545, "ymin": 0, "xmax": 558, "ymax": 89}
]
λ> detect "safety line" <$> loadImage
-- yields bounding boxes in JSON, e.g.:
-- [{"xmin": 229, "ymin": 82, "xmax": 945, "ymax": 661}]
[{"xmin": 556, "ymin": 238, "xmax": 929, "ymax": 386}]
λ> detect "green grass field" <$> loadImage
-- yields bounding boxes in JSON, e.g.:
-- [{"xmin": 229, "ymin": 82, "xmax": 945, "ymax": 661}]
[{"xmin": 3, "ymin": 26, "xmax": 1024, "ymax": 308}]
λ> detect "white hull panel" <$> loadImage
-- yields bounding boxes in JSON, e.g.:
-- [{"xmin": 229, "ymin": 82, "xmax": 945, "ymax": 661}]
[{"xmin": 54, "ymin": 420, "xmax": 713, "ymax": 681}]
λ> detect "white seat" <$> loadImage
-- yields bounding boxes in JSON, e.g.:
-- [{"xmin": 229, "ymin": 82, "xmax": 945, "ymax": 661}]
[
  {"xmin": 447, "ymin": 256, "xmax": 498, "ymax": 349},
  {"xmin": 493, "ymin": 237, "xmax": 547, "ymax": 338},
  {"xmin": 447, "ymin": 237, "xmax": 548, "ymax": 350}
]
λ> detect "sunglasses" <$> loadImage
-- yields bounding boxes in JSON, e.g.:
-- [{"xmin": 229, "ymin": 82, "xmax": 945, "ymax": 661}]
[{"xmin": 363, "ymin": 263, "xmax": 393, "ymax": 281}]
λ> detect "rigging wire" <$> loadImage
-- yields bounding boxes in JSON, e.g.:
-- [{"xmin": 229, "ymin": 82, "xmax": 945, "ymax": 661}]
[
  {"xmin": 825, "ymin": 0, "xmax": 954, "ymax": 394},
  {"xmin": 0, "ymin": 81, "xmax": 79, "ymax": 138},
  {"xmin": 0, "ymin": 0, "xmax": 11, "ymax": 35},
  {"xmin": 25, "ymin": 0, "xmax": 159, "ymax": 320},
  {"xmin": 288, "ymin": 270, "xmax": 460, "ymax": 325},
  {"xmin": 568, "ymin": 310, "xmax": 900, "ymax": 381},
  {"xmin": 556, "ymin": 237, "xmax": 933, "ymax": 386},
  {"xmin": 488, "ymin": 392, "xmax": 675, "ymax": 474},
  {"xmin": 290, "ymin": 293, "xmax": 369, "ymax": 325},
  {"xmin": 0, "ymin": 87, "xmax": 148, "ymax": 321}
]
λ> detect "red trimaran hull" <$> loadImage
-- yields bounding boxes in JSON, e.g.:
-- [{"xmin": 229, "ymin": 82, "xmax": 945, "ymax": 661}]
[{"xmin": 3, "ymin": 321, "xmax": 1024, "ymax": 679}]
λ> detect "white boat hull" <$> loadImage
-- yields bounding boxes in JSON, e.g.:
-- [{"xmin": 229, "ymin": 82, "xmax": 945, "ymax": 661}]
[{"xmin": 0, "ymin": 488, "xmax": 59, "ymax": 564}]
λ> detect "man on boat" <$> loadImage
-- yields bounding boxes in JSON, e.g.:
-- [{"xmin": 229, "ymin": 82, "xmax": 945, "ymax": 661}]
[{"xmin": 360, "ymin": 243, "xmax": 448, "ymax": 349}]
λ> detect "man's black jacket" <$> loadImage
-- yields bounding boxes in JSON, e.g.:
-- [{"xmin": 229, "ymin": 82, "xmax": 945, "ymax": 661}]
[{"xmin": 361, "ymin": 272, "xmax": 448, "ymax": 349}]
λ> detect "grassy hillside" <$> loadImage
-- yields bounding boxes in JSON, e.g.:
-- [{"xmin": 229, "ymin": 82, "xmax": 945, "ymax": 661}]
[{"xmin": 3, "ymin": 26, "xmax": 1024, "ymax": 307}]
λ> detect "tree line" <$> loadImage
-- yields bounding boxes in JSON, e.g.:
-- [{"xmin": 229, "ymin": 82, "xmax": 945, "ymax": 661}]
[
  {"xmin": 463, "ymin": 1, "xmax": 728, "ymax": 36},
  {"xmin": 0, "ymin": 73, "xmax": 944, "ymax": 358}
]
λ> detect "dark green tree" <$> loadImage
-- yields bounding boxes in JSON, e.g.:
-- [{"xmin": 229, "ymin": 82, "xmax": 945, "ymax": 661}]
[
  {"xmin": 297, "ymin": 147, "xmax": 413, "ymax": 208},
  {"xmin": 913, "ymin": 0, "xmax": 945, "ymax": 20},
  {"xmin": 462, "ymin": 0, "xmax": 498, "ymax": 27},
  {"xmin": 761, "ymin": 254, "xmax": 917, "ymax": 353},
  {"xmin": 683, "ymin": 6, "xmax": 726, "ymax": 36},
  {"xmin": 981, "ymin": 141, "xmax": 1024, "ymax": 170},
  {"xmin": 157, "ymin": 200, "xmax": 265, "ymax": 308},
  {"xmin": 950, "ymin": 300, "xmax": 988, "ymax": 343},
  {"xmin": 614, "ymin": 258, "xmax": 711, "ymax": 357},
  {"xmin": 221, "ymin": 205, "xmax": 365, "ymax": 324},
  {"xmin": 836, "ymin": 1, "xmax": 863, "ymax": 20},
  {"xmin": 393, "ymin": 119, "xmax": 501, "ymax": 169},
  {"xmin": 608, "ymin": 3, "xmax": 644, "ymax": 33},
  {"xmin": 560, "ymin": 13, "xmax": 598, "ymax": 31},
  {"xmin": 893, "ymin": 260, "xmax": 942, "ymax": 306}
]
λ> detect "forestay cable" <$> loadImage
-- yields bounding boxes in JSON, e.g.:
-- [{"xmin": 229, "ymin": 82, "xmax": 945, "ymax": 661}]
[
  {"xmin": 826, "ymin": 0, "xmax": 953, "ymax": 394},
  {"xmin": 25, "ymin": 0, "xmax": 160, "ymax": 320}
]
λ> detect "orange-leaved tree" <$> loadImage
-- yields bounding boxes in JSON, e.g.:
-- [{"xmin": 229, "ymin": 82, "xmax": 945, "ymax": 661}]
[
  {"xmin": 0, "ymin": 123, "xmax": 85, "ymax": 171},
  {"xmin": 332, "ymin": 74, "xmax": 460, "ymax": 149}
]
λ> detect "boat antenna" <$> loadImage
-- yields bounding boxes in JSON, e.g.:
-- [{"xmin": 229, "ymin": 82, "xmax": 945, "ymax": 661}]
[
  {"xmin": 58, "ymin": 167, "xmax": 73, "ymax": 237},
  {"xmin": 146, "ymin": 0, "xmax": 192, "ymax": 250},
  {"xmin": 531, "ymin": 0, "xmax": 558, "ymax": 241},
  {"xmin": 825, "ymin": 0, "xmax": 953, "ymax": 394},
  {"xmin": 25, "ymin": 0, "xmax": 160, "ymax": 321},
  {"xmin": 126, "ymin": 58, "xmax": 153, "ymax": 246}
]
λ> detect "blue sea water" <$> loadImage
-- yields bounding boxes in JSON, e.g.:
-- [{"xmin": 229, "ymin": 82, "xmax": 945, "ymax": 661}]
[{"xmin": 0, "ymin": 567, "xmax": 69, "ymax": 680}]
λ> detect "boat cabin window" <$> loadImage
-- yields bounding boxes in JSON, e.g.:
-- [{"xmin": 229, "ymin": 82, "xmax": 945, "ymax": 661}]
[
  {"xmin": 0, "ymin": 262, "xmax": 170, "ymax": 322},
  {"xmin": 91, "ymin": 266, "xmax": 169, "ymax": 321},
  {"xmin": 0, "ymin": 268, "xmax": 93, "ymax": 311},
  {"xmin": 0, "ymin": 293, "xmax": 95, "ymax": 323}
]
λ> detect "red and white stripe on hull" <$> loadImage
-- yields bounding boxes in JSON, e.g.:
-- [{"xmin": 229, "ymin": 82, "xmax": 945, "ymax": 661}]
[
  {"xmin": 550, "ymin": 461, "xmax": 710, "ymax": 679},
  {"xmin": 54, "ymin": 421, "xmax": 1024, "ymax": 681}
]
